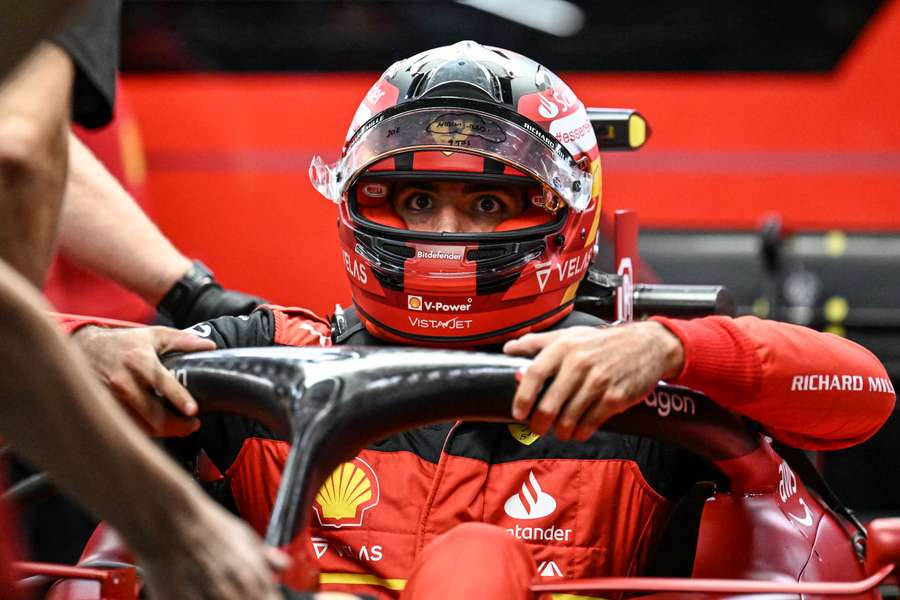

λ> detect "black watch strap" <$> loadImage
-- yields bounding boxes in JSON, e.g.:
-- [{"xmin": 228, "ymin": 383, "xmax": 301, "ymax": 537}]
[{"xmin": 158, "ymin": 260, "xmax": 216, "ymax": 323}]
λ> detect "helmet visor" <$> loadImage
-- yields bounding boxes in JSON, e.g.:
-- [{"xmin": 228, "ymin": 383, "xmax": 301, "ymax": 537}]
[{"xmin": 310, "ymin": 102, "xmax": 594, "ymax": 212}]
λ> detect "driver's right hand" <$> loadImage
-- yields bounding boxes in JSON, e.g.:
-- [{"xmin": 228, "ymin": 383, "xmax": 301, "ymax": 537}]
[{"xmin": 72, "ymin": 325, "xmax": 215, "ymax": 436}]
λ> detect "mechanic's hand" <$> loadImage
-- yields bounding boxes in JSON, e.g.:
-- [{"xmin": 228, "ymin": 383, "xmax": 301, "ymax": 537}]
[
  {"xmin": 503, "ymin": 321, "xmax": 685, "ymax": 442},
  {"xmin": 157, "ymin": 260, "xmax": 267, "ymax": 328},
  {"xmin": 72, "ymin": 325, "xmax": 215, "ymax": 436},
  {"xmin": 138, "ymin": 500, "xmax": 295, "ymax": 600}
]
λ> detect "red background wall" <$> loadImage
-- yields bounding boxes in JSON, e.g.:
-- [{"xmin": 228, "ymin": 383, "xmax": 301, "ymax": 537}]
[{"xmin": 122, "ymin": 0, "xmax": 900, "ymax": 314}]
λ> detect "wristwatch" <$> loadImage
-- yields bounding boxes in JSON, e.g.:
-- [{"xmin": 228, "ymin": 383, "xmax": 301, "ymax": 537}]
[{"xmin": 157, "ymin": 260, "xmax": 216, "ymax": 323}]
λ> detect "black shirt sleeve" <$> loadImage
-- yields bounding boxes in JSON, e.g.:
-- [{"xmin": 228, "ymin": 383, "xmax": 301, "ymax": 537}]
[{"xmin": 49, "ymin": 0, "xmax": 121, "ymax": 129}]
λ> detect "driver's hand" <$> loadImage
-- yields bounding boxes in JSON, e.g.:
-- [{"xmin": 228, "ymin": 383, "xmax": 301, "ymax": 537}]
[
  {"xmin": 503, "ymin": 322, "xmax": 684, "ymax": 442},
  {"xmin": 72, "ymin": 325, "xmax": 215, "ymax": 437}
]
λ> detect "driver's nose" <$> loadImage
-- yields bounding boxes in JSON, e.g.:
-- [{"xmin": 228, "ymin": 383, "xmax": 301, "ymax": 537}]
[{"xmin": 430, "ymin": 206, "xmax": 466, "ymax": 233}]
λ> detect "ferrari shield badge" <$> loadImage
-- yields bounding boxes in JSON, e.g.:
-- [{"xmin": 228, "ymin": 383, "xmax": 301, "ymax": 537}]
[{"xmin": 508, "ymin": 423, "xmax": 541, "ymax": 446}]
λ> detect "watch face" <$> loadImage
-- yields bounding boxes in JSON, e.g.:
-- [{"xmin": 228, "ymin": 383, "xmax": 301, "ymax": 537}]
[{"xmin": 190, "ymin": 260, "xmax": 215, "ymax": 283}]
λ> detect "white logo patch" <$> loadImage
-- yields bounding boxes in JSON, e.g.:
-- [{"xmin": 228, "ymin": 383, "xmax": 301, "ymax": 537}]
[
  {"xmin": 548, "ymin": 106, "xmax": 592, "ymax": 154},
  {"xmin": 537, "ymin": 94, "xmax": 559, "ymax": 119},
  {"xmin": 538, "ymin": 560, "xmax": 563, "ymax": 577},
  {"xmin": 787, "ymin": 498, "xmax": 814, "ymax": 527},
  {"xmin": 535, "ymin": 261, "xmax": 553, "ymax": 292},
  {"xmin": 311, "ymin": 537, "xmax": 329, "ymax": 559},
  {"xmin": 504, "ymin": 471, "xmax": 557, "ymax": 520},
  {"xmin": 185, "ymin": 323, "xmax": 212, "ymax": 338}
]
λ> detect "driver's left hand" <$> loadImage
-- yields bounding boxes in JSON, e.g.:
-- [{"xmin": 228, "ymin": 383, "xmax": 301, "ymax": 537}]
[{"xmin": 503, "ymin": 322, "xmax": 685, "ymax": 442}]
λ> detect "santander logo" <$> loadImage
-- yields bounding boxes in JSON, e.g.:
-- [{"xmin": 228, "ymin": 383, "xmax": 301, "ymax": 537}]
[
  {"xmin": 504, "ymin": 471, "xmax": 557, "ymax": 520},
  {"xmin": 537, "ymin": 94, "xmax": 560, "ymax": 119}
]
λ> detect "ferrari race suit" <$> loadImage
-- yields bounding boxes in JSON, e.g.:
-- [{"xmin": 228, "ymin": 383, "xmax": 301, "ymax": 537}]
[{"xmin": 178, "ymin": 305, "xmax": 895, "ymax": 599}]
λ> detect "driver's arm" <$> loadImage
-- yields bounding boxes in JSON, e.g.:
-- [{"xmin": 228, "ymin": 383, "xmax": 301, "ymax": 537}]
[{"xmin": 653, "ymin": 315, "xmax": 896, "ymax": 450}]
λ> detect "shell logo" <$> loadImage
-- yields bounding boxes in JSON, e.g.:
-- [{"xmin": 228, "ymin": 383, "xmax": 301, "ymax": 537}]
[
  {"xmin": 407, "ymin": 295, "xmax": 423, "ymax": 310},
  {"xmin": 313, "ymin": 458, "xmax": 380, "ymax": 528}
]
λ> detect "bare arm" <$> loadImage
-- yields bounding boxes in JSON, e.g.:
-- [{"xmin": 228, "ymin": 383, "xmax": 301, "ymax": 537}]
[
  {"xmin": 0, "ymin": 43, "xmax": 72, "ymax": 286},
  {"xmin": 0, "ymin": 259, "xmax": 294, "ymax": 598},
  {"xmin": 58, "ymin": 132, "xmax": 192, "ymax": 305}
]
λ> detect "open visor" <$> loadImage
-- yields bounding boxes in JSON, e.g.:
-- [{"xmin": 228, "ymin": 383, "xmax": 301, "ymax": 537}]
[{"xmin": 309, "ymin": 101, "xmax": 594, "ymax": 212}]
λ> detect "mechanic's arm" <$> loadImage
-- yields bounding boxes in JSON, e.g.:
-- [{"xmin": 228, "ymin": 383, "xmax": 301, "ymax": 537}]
[
  {"xmin": 58, "ymin": 132, "xmax": 265, "ymax": 325},
  {"xmin": 0, "ymin": 260, "xmax": 293, "ymax": 599},
  {"xmin": 58, "ymin": 131, "xmax": 192, "ymax": 304},
  {"xmin": 0, "ymin": 43, "xmax": 72, "ymax": 286},
  {"xmin": 651, "ymin": 315, "xmax": 896, "ymax": 450}
]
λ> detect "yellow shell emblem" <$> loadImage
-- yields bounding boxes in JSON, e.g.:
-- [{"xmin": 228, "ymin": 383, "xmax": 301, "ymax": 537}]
[
  {"xmin": 508, "ymin": 423, "xmax": 541, "ymax": 446},
  {"xmin": 313, "ymin": 458, "xmax": 380, "ymax": 528}
]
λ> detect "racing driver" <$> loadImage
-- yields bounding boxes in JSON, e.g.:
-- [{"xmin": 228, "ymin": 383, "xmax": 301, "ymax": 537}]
[{"xmin": 72, "ymin": 42, "xmax": 896, "ymax": 598}]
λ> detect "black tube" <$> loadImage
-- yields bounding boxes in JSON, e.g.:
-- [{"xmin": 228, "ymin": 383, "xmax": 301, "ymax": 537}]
[{"xmin": 576, "ymin": 284, "xmax": 736, "ymax": 320}]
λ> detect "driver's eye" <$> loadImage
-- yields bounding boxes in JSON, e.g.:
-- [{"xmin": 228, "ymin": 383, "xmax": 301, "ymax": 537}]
[
  {"xmin": 476, "ymin": 195, "xmax": 502, "ymax": 214},
  {"xmin": 406, "ymin": 194, "xmax": 433, "ymax": 211}
]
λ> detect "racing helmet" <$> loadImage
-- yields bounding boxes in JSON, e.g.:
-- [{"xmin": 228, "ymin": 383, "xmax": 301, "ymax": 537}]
[{"xmin": 309, "ymin": 41, "xmax": 602, "ymax": 346}]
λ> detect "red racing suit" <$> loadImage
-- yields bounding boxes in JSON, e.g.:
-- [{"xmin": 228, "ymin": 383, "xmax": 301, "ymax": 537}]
[{"xmin": 178, "ymin": 305, "xmax": 895, "ymax": 599}]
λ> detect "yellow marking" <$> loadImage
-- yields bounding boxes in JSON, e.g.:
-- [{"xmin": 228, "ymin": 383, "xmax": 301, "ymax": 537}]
[
  {"xmin": 119, "ymin": 119, "xmax": 147, "ymax": 187},
  {"xmin": 508, "ymin": 423, "xmax": 541, "ymax": 445},
  {"xmin": 561, "ymin": 281, "xmax": 580, "ymax": 305},
  {"xmin": 552, "ymin": 594, "xmax": 608, "ymax": 600},
  {"xmin": 583, "ymin": 158, "xmax": 602, "ymax": 247},
  {"xmin": 628, "ymin": 114, "xmax": 647, "ymax": 148},
  {"xmin": 824, "ymin": 324, "xmax": 846, "ymax": 338},
  {"xmin": 824, "ymin": 230, "xmax": 848, "ymax": 257},
  {"xmin": 319, "ymin": 573, "xmax": 407, "ymax": 590},
  {"xmin": 823, "ymin": 296, "xmax": 849, "ymax": 323},
  {"xmin": 751, "ymin": 297, "xmax": 770, "ymax": 318}
]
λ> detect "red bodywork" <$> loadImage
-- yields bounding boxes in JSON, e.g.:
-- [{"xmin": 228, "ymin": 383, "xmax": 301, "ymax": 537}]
[{"xmin": 24, "ymin": 213, "xmax": 899, "ymax": 598}]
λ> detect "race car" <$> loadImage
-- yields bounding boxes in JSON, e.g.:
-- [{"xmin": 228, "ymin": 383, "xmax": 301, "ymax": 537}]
[
  {"xmin": 7, "ymin": 109, "xmax": 898, "ymax": 599},
  {"xmin": 14, "ymin": 341, "xmax": 899, "ymax": 599}
]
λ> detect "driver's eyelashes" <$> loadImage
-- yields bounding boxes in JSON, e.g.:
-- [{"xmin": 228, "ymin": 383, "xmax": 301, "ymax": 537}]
[{"xmin": 391, "ymin": 180, "xmax": 526, "ymax": 233}]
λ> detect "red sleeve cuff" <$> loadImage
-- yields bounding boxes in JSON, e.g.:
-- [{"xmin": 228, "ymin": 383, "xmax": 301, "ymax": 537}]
[
  {"xmin": 51, "ymin": 312, "xmax": 144, "ymax": 335},
  {"xmin": 650, "ymin": 316, "xmax": 763, "ymax": 405}
]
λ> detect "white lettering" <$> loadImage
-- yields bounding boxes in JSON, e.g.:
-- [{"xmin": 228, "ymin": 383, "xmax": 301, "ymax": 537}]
[
  {"xmin": 173, "ymin": 369, "xmax": 188, "ymax": 387},
  {"xmin": 505, "ymin": 524, "xmax": 572, "ymax": 543},
  {"xmin": 778, "ymin": 461, "xmax": 797, "ymax": 503},
  {"xmin": 540, "ymin": 250, "xmax": 593, "ymax": 292},
  {"xmin": 416, "ymin": 249, "xmax": 463, "ymax": 261},
  {"xmin": 791, "ymin": 374, "xmax": 867, "ymax": 392},
  {"xmin": 867, "ymin": 376, "xmax": 895, "ymax": 393},
  {"xmin": 644, "ymin": 390, "xmax": 696, "ymax": 418},
  {"xmin": 408, "ymin": 316, "xmax": 473, "ymax": 330},
  {"xmin": 358, "ymin": 545, "xmax": 383, "ymax": 562},
  {"xmin": 342, "ymin": 250, "xmax": 368, "ymax": 284},
  {"xmin": 422, "ymin": 300, "xmax": 472, "ymax": 313}
]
